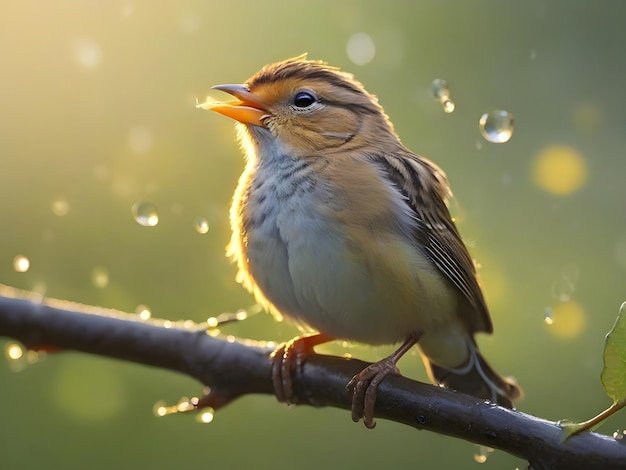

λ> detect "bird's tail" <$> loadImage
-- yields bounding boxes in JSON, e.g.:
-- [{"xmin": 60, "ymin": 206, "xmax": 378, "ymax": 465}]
[{"xmin": 424, "ymin": 341, "xmax": 522, "ymax": 408}]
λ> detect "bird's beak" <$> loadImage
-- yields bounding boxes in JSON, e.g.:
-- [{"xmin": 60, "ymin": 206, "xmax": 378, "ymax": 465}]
[{"xmin": 197, "ymin": 84, "xmax": 269, "ymax": 127}]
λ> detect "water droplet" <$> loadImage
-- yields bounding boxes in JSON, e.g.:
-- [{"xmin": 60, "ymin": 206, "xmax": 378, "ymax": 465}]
[
  {"xmin": 132, "ymin": 202, "xmax": 159, "ymax": 227},
  {"xmin": 346, "ymin": 32, "xmax": 376, "ymax": 66},
  {"xmin": 430, "ymin": 79, "xmax": 455, "ymax": 114},
  {"xmin": 614, "ymin": 429, "xmax": 625, "ymax": 440},
  {"xmin": 235, "ymin": 309, "xmax": 247, "ymax": 321},
  {"xmin": 51, "ymin": 198, "xmax": 70, "ymax": 216},
  {"xmin": 479, "ymin": 110, "xmax": 515, "ymax": 143},
  {"xmin": 135, "ymin": 304, "xmax": 151, "ymax": 320},
  {"xmin": 194, "ymin": 217, "xmax": 209, "ymax": 234},
  {"xmin": 13, "ymin": 255, "xmax": 30, "ymax": 273},
  {"xmin": 91, "ymin": 266, "xmax": 109, "ymax": 288},
  {"xmin": 544, "ymin": 307, "xmax": 554, "ymax": 325},
  {"xmin": 196, "ymin": 409, "xmax": 215, "ymax": 424},
  {"xmin": 473, "ymin": 445, "xmax": 493, "ymax": 464}
]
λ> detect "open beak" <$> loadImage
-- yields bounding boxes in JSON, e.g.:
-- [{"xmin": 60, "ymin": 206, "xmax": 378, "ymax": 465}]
[{"xmin": 196, "ymin": 84, "xmax": 269, "ymax": 127}]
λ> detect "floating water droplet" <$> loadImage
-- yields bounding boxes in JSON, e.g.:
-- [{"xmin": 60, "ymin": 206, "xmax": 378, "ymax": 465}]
[
  {"xmin": 135, "ymin": 304, "xmax": 152, "ymax": 320},
  {"xmin": 13, "ymin": 255, "xmax": 30, "ymax": 273},
  {"xmin": 194, "ymin": 217, "xmax": 209, "ymax": 234},
  {"xmin": 430, "ymin": 79, "xmax": 456, "ymax": 114},
  {"xmin": 544, "ymin": 307, "xmax": 554, "ymax": 325},
  {"xmin": 51, "ymin": 198, "xmax": 70, "ymax": 216},
  {"xmin": 91, "ymin": 266, "xmax": 109, "ymax": 288},
  {"xmin": 132, "ymin": 202, "xmax": 159, "ymax": 227},
  {"xmin": 346, "ymin": 32, "xmax": 376, "ymax": 66},
  {"xmin": 479, "ymin": 110, "xmax": 514, "ymax": 143}
]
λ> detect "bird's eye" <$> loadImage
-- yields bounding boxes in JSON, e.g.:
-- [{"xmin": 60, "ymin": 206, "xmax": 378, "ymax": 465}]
[{"xmin": 293, "ymin": 91, "xmax": 317, "ymax": 108}]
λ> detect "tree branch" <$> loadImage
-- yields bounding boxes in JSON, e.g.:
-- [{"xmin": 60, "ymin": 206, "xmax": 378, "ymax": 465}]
[{"xmin": 0, "ymin": 285, "xmax": 624, "ymax": 469}]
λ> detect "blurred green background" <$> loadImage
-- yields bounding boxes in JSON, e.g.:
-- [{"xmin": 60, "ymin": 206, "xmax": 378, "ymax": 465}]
[{"xmin": 1, "ymin": 1, "xmax": 625, "ymax": 468}]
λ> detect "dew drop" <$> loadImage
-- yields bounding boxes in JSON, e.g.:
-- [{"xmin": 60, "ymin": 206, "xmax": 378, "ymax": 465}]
[
  {"xmin": 479, "ymin": 110, "xmax": 515, "ymax": 143},
  {"xmin": 430, "ymin": 79, "xmax": 455, "ymax": 114},
  {"xmin": 132, "ymin": 202, "xmax": 159, "ymax": 227},
  {"xmin": 51, "ymin": 198, "xmax": 70, "ymax": 216},
  {"xmin": 91, "ymin": 266, "xmax": 109, "ymax": 288},
  {"xmin": 235, "ymin": 309, "xmax": 247, "ymax": 321},
  {"xmin": 207, "ymin": 317, "xmax": 219, "ymax": 328},
  {"xmin": 13, "ymin": 255, "xmax": 30, "ymax": 273},
  {"xmin": 194, "ymin": 217, "xmax": 209, "ymax": 234},
  {"xmin": 135, "ymin": 304, "xmax": 152, "ymax": 320}
]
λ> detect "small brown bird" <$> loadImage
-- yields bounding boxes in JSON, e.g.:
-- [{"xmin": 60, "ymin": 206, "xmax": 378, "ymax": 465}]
[{"xmin": 199, "ymin": 55, "xmax": 521, "ymax": 428}]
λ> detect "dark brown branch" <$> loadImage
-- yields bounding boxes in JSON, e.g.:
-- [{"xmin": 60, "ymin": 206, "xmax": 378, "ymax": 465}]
[{"xmin": 0, "ymin": 285, "xmax": 625, "ymax": 470}]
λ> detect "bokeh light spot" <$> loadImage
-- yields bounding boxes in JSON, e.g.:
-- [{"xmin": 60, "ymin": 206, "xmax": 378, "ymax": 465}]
[
  {"xmin": 128, "ymin": 126, "xmax": 153, "ymax": 154},
  {"xmin": 72, "ymin": 38, "xmax": 102, "ymax": 69},
  {"xmin": 532, "ymin": 145, "xmax": 587, "ymax": 195},
  {"xmin": 91, "ymin": 266, "xmax": 109, "ymax": 288},
  {"xmin": 546, "ymin": 300, "xmax": 586, "ymax": 339},
  {"xmin": 13, "ymin": 255, "xmax": 30, "ymax": 273},
  {"xmin": 51, "ymin": 198, "xmax": 70, "ymax": 216},
  {"xmin": 346, "ymin": 32, "xmax": 376, "ymax": 66}
]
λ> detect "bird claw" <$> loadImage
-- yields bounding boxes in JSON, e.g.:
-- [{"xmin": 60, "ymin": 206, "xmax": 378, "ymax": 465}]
[
  {"xmin": 270, "ymin": 334, "xmax": 331, "ymax": 404},
  {"xmin": 347, "ymin": 357, "xmax": 400, "ymax": 429}
]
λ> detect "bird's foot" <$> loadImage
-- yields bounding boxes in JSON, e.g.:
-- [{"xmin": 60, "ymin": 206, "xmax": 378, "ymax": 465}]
[
  {"xmin": 346, "ymin": 357, "xmax": 400, "ymax": 429},
  {"xmin": 346, "ymin": 334, "xmax": 421, "ymax": 428},
  {"xmin": 270, "ymin": 333, "xmax": 333, "ymax": 404}
]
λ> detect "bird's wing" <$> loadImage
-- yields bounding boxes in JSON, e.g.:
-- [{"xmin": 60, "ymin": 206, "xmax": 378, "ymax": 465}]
[{"xmin": 373, "ymin": 152, "xmax": 492, "ymax": 334}]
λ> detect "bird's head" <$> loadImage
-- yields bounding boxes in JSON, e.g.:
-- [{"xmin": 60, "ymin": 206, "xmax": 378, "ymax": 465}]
[{"xmin": 198, "ymin": 55, "xmax": 401, "ymax": 159}]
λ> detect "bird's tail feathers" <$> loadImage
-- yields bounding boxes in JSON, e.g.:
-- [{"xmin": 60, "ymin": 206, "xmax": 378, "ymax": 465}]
[{"xmin": 425, "ymin": 342, "xmax": 522, "ymax": 408}]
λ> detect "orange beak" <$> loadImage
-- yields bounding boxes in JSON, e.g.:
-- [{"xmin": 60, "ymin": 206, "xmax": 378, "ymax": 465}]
[{"xmin": 197, "ymin": 84, "xmax": 269, "ymax": 127}]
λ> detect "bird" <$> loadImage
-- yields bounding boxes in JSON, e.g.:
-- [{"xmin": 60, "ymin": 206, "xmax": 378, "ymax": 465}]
[{"xmin": 198, "ymin": 54, "xmax": 521, "ymax": 428}]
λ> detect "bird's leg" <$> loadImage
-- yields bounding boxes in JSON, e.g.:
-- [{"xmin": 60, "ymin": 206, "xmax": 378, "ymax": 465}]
[
  {"xmin": 347, "ymin": 332, "xmax": 422, "ymax": 429},
  {"xmin": 270, "ymin": 333, "xmax": 334, "ymax": 404}
]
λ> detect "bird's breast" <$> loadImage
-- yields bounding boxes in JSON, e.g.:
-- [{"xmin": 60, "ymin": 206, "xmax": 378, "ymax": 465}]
[{"xmin": 229, "ymin": 151, "xmax": 458, "ymax": 344}]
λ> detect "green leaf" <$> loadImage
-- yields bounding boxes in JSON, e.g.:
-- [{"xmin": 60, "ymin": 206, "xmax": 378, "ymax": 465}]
[{"xmin": 601, "ymin": 302, "xmax": 626, "ymax": 403}]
